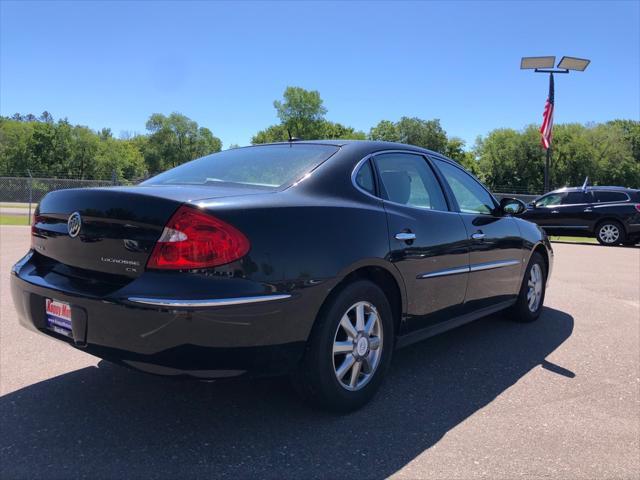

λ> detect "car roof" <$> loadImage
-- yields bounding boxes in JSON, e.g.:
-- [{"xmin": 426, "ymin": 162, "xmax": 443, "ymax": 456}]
[{"xmin": 252, "ymin": 139, "xmax": 447, "ymax": 157}]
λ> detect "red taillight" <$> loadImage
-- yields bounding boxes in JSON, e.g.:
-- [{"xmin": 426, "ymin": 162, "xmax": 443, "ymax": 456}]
[
  {"xmin": 146, "ymin": 205, "xmax": 250, "ymax": 270},
  {"xmin": 635, "ymin": 204, "xmax": 640, "ymax": 213},
  {"xmin": 31, "ymin": 212, "xmax": 41, "ymax": 246}
]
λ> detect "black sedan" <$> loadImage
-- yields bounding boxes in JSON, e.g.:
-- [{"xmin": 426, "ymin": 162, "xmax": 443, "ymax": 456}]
[
  {"xmin": 11, "ymin": 141, "xmax": 553, "ymax": 411},
  {"xmin": 520, "ymin": 186, "xmax": 640, "ymax": 246}
]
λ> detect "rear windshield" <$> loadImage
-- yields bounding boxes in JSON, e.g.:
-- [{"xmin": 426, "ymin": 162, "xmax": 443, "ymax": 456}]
[{"xmin": 142, "ymin": 144, "xmax": 340, "ymax": 189}]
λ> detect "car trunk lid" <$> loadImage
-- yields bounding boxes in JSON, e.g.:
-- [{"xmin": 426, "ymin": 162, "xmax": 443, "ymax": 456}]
[{"xmin": 32, "ymin": 185, "xmax": 266, "ymax": 278}]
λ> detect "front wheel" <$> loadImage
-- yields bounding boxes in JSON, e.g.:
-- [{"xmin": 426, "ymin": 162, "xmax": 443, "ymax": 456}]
[
  {"xmin": 508, "ymin": 252, "xmax": 547, "ymax": 323},
  {"xmin": 291, "ymin": 280, "xmax": 394, "ymax": 412},
  {"xmin": 596, "ymin": 220, "xmax": 625, "ymax": 246}
]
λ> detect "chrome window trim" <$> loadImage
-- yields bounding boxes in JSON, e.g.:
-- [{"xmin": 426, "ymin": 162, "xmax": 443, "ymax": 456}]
[
  {"xmin": 351, "ymin": 156, "xmax": 379, "ymax": 200},
  {"xmin": 350, "ymin": 150, "xmax": 456, "ymax": 214},
  {"xmin": 127, "ymin": 294, "xmax": 292, "ymax": 308},
  {"xmin": 536, "ymin": 190, "xmax": 631, "ymax": 207},
  {"xmin": 533, "ymin": 193, "xmax": 589, "ymax": 208},
  {"xmin": 593, "ymin": 203, "xmax": 630, "ymax": 208},
  {"xmin": 538, "ymin": 202, "xmax": 591, "ymax": 207}
]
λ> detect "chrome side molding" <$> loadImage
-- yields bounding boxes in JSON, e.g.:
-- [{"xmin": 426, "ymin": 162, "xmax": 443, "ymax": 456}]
[
  {"xmin": 127, "ymin": 294, "xmax": 292, "ymax": 308},
  {"xmin": 417, "ymin": 266, "xmax": 470, "ymax": 279},
  {"xmin": 417, "ymin": 259, "xmax": 521, "ymax": 279},
  {"xmin": 469, "ymin": 259, "xmax": 521, "ymax": 272}
]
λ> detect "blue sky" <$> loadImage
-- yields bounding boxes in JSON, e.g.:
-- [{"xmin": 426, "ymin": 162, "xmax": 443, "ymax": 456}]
[{"xmin": 1, "ymin": 1, "xmax": 638, "ymax": 148}]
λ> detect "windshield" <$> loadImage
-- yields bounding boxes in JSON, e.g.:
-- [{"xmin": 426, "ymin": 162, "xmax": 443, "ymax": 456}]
[{"xmin": 142, "ymin": 144, "xmax": 340, "ymax": 189}]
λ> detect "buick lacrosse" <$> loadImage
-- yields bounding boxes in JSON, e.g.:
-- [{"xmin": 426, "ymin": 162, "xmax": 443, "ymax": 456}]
[{"xmin": 11, "ymin": 141, "xmax": 552, "ymax": 411}]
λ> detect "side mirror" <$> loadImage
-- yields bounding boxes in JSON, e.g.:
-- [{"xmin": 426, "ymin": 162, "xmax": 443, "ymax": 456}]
[{"xmin": 500, "ymin": 197, "xmax": 527, "ymax": 216}]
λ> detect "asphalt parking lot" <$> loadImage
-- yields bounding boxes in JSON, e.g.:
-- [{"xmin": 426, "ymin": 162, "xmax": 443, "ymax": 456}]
[{"xmin": 1, "ymin": 225, "xmax": 638, "ymax": 479}]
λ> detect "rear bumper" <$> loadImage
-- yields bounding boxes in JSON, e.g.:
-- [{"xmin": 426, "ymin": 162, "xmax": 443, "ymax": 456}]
[{"xmin": 10, "ymin": 252, "xmax": 320, "ymax": 379}]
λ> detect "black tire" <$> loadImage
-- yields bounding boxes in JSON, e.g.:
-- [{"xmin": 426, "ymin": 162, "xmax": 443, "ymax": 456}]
[
  {"xmin": 291, "ymin": 280, "xmax": 394, "ymax": 413},
  {"xmin": 508, "ymin": 252, "xmax": 547, "ymax": 323},
  {"xmin": 596, "ymin": 220, "xmax": 626, "ymax": 246}
]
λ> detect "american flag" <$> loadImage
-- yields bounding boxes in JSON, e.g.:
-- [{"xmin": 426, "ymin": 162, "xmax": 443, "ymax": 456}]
[{"xmin": 540, "ymin": 74, "xmax": 555, "ymax": 149}]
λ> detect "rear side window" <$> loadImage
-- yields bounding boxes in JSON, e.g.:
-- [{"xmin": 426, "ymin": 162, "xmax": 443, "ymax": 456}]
[
  {"xmin": 373, "ymin": 153, "xmax": 448, "ymax": 211},
  {"xmin": 143, "ymin": 144, "xmax": 340, "ymax": 189},
  {"xmin": 593, "ymin": 191, "xmax": 629, "ymax": 203},
  {"xmin": 561, "ymin": 192, "xmax": 587, "ymax": 204},
  {"xmin": 355, "ymin": 160, "xmax": 376, "ymax": 195},
  {"xmin": 434, "ymin": 159, "xmax": 496, "ymax": 215}
]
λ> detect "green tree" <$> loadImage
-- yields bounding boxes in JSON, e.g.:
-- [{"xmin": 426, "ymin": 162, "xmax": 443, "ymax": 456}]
[
  {"xmin": 473, "ymin": 121, "xmax": 640, "ymax": 193},
  {"xmin": 252, "ymin": 124, "xmax": 289, "ymax": 144},
  {"xmin": 27, "ymin": 119, "xmax": 57, "ymax": 174},
  {"xmin": 252, "ymin": 87, "xmax": 365, "ymax": 143},
  {"xmin": 144, "ymin": 112, "xmax": 222, "ymax": 171},
  {"xmin": 445, "ymin": 137, "xmax": 479, "ymax": 175},
  {"xmin": 607, "ymin": 119, "xmax": 640, "ymax": 163},
  {"xmin": 318, "ymin": 121, "xmax": 366, "ymax": 140},
  {"xmin": 274, "ymin": 86, "xmax": 327, "ymax": 139},
  {"xmin": 69, "ymin": 125, "xmax": 100, "ymax": 178},
  {"xmin": 474, "ymin": 126, "xmax": 545, "ymax": 192},
  {"xmin": 368, "ymin": 120, "xmax": 399, "ymax": 142},
  {"xmin": 369, "ymin": 117, "xmax": 448, "ymax": 152},
  {"xmin": 0, "ymin": 117, "xmax": 35, "ymax": 174},
  {"xmin": 587, "ymin": 122, "xmax": 639, "ymax": 186},
  {"xmin": 95, "ymin": 137, "xmax": 146, "ymax": 180}
]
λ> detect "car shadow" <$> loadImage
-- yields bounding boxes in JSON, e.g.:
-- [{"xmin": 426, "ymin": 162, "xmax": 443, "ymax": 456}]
[{"xmin": 0, "ymin": 308, "xmax": 574, "ymax": 479}]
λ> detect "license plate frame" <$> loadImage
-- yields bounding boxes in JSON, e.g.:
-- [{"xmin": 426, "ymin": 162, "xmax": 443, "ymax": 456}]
[{"xmin": 45, "ymin": 298, "xmax": 73, "ymax": 338}]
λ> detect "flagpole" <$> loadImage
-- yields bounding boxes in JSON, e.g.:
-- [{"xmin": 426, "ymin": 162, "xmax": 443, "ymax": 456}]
[
  {"xmin": 545, "ymin": 144, "xmax": 551, "ymax": 193},
  {"xmin": 544, "ymin": 72, "xmax": 553, "ymax": 193}
]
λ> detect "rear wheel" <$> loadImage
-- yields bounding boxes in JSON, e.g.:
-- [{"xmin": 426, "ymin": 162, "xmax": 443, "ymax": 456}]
[
  {"xmin": 292, "ymin": 280, "xmax": 394, "ymax": 412},
  {"xmin": 508, "ymin": 252, "xmax": 546, "ymax": 323},
  {"xmin": 596, "ymin": 220, "xmax": 625, "ymax": 246}
]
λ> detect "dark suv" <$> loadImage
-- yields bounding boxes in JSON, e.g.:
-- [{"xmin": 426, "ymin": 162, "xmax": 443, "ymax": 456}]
[{"xmin": 521, "ymin": 186, "xmax": 640, "ymax": 245}]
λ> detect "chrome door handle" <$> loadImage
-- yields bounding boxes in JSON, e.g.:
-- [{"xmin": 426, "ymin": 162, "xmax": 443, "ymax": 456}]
[
  {"xmin": 583, "ymin": 207, "xmax": 593, "ymax": 212},
  {"xmin": 551, "ymin": 210, "xmax": 560, "ymax": 214},
  {"xmin": 471, "ymin": 232, "xmax": 485, "ymax": 240},
  {"xmin": 395, "ymin": 232, "xmax": 416, "ymax": 241}
]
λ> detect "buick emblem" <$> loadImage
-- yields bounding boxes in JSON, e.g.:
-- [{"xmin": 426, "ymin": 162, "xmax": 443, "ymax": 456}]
[{"xmin": 67, "ymin": 212, "xmax": 82, "ymax": 238}]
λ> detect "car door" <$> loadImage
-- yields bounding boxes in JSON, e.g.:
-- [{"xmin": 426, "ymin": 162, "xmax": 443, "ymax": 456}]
[
  {"xmin": 526, "ymin": 191, "xmax": 593, "ymax": 234},
  {"xmin": 432, "ymin": 158, "xmax": 524, "ymax": 310},
  {"xmin": 523, "ymin": 192, "xmax": 566, "ymax": 233},
  {"xmin": 370, "ymin": 152, "xmax": 470, "ymax": 333},
  {"xmin": 548, "ymin": 191, "xmax": 594, "ymax": 232}
]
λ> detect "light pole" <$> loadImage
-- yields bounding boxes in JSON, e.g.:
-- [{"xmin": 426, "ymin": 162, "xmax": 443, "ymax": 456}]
[{"xmin": 521, "ymin": 56, "xmax": 590, "ymax": 192}]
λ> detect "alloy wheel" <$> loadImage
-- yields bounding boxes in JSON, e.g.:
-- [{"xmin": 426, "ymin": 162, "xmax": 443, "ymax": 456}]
[
  {"xmin": 599, "ymin": 224, "xmax": 620, "ymax": 244},
  {"xmin": 332, "ymin": 301, "xmax": 383, "ymax": 391},
  {"xmin": 527, "ymin": 263, "xmax": 543, "ymax": 313}
]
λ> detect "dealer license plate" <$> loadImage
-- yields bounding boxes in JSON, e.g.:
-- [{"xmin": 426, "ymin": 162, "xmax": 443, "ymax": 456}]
[{"xmin": 45, "ymin": 299, "xmax": 73, "ymax": 338}]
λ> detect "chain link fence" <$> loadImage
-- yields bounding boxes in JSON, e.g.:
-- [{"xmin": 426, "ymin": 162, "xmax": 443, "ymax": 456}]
[{"xmin": 0, "ymin": 172, "xmax": 124, "ymax": 224}]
